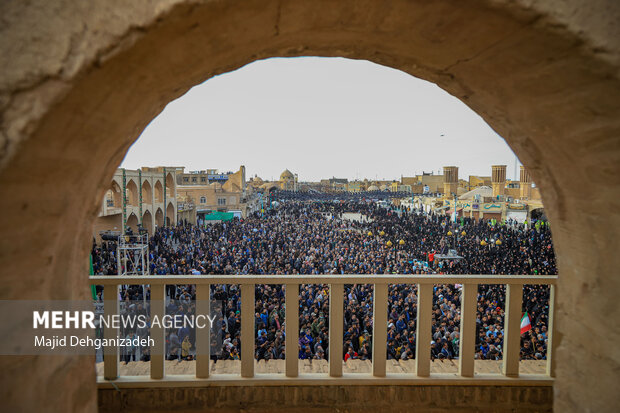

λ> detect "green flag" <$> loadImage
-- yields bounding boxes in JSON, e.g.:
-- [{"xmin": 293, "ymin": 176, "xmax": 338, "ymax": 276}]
[{"xmin": 89, "ymin": 254, "xmax": 97, "ymax": 300}]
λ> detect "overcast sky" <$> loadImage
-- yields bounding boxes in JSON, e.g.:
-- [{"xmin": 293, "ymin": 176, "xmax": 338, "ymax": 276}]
[{"xmin": 121, "ymin": 57, "xmax": 521, "ymax": 182}]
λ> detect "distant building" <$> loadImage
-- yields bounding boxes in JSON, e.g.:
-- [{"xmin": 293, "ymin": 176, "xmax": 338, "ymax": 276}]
[
  {"xmin": 279, "ymin": 169, "xmax": 297, "ymax": 191},
  {"xmin": 347, "ymin": 180, "xmax": 366, "ymax": 192},
  {"xmin": 390, "ymin": 181, "xmax": 412, "ymax": 193},
  {"xmin": 176, "ymin": 166, "xmax": 252, "ymax": 220},
  {"xmin": 247, "ymin": 175, "xmax": 264, "ymax": 189},
  {"xmin": 401, "ymin": 171, "xmax": 444, "ymax": 193},
  {"xmin": 176, "ymin": 167, "xmax": 246, "ymax": 189},
  {"xmin": 468, "ymin": 175, "xmax": 492, "ymax": 188},
  {"xmin": 438, "ymin": 165, "xmax": 543, "ymax": 223},
  {"xmin": 94, "ymin": 167, "xmax": 178, "ymax": 239},
  {"xmin": 320, "ymin": 177, "xmax": 348, "ymax": 192}
]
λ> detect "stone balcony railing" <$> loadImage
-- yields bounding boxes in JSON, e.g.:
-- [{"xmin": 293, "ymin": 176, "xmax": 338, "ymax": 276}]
[{"xmin": 90, "ymin": 274, "xmax": 556, "ymax": 387}]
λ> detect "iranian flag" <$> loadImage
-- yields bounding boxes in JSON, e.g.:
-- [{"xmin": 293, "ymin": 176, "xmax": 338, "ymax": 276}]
[{"xmin": 520, "ymin": 312, "xmax": 532, "ymax": 334}]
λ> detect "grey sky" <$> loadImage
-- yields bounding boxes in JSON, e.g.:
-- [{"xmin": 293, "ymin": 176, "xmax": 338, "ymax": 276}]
[{"xmin": 121, "ymin": 57, "xmax": 521, "ymax": 182}]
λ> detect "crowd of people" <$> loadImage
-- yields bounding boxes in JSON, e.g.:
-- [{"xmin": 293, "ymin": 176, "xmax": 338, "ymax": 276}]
[
  {"xmin": 92, "ymin": 197, "xmax": 555, "ymax": 364},
  {"xmin": 273, "ymin": 189, "xmax": 437, "ymax": 202}
]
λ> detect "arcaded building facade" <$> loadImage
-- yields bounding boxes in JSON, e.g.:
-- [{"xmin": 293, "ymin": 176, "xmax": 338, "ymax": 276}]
[{"xmin": 93, "ymin": 167, "xmax": 177, "ymax": 238}]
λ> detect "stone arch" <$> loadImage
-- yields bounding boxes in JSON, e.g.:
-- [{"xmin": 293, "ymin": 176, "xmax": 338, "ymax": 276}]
[
  {"xmin": 125, "ymin": 179, "xmax": 139, "ymax": 207},
  {"xmin": 530, "ymin": 207, "xmax": 547, "ymax": 221},
  {"xmin": 155, "ymin": 208, "xmax": 164, "ymax": 228},
  {"xmin": 154, "ymin": 180, "xmax": 164, "ymax": 203},
  {"xmin": 142, "ymin": 210, "xmax": 153, "ymax": 234},
  {"xmin": 0, "ymin": 2, "xmax": 619, "ymax": 413},
  {"xmin": 141, "ymin": 180, "xmax": 153, "ymax": 205},
  {"xmin": 166, "ymin": 202, "xmax": 175, "ymax": 226},
  {"xmin": 103, "ymin": 189, "xmax": 114, "ymax": 207},
  {"xmin": 125, "ymin": 212, "xmax": 139, "ymax": 233},
  {"xmin": 165, "ymin": 172, "xmax": 175, "ymax": 197},
  {"xmin": 264, "ymin": 184, "xmax": 279, "ymax": 194},
  {"xmin": 106, "ymin": 181, "xmax": 122, "ymax": 208}
]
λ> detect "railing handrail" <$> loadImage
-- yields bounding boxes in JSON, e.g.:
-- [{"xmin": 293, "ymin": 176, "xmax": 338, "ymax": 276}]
[{"xmin": 89, "ymin": 274, "xmax": 557, "ymax": 285}]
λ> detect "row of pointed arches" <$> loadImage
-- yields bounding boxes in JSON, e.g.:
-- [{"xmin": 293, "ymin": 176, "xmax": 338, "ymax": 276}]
[
  {"xmin": 125, "ymin": 202, "xmax": 175, "ymax": 233},
  {"xmin": 104, "ymin": 173, "xmax": 174, "ymax": 209}
]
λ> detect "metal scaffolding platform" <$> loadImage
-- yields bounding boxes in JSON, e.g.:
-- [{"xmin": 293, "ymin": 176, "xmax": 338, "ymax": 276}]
[{"xmin": 116, "ymin": 231, "xmax": 150, "ymax": 276}]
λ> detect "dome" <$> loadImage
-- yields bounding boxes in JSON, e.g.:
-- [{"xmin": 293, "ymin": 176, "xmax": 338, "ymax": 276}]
[
  {"xmin": 367, "ymin": 185, "xmax": 379, "ymax": 191},
  {"xmin": 459, "ymin": 185, "xmax": 493, "ymax": 200},
  {"xmin": 457, "ymin": 187, "xmax": 467, "ymax": 196},
  {"xmin": 280, "ymin": 169, "xmax": 294, "ymax": 180}
]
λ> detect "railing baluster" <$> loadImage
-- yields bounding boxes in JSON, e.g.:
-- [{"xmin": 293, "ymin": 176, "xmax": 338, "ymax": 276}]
[
  {"xmin": 329, "ymin": 283, "xmax": 344, "ymax": 377},
  {"xmin": 546, "ymin": 284, "xmax": 556, "ymax": 377},
  {"xmin": 196, "ymin": 283, "xmax": 210, "ymax": 378},
  {"xmin": 459, "ymin": 282, "xmax": 478, "ymax": 377},
  {"xmin": 103, "ymin": 284, "xmax": 119, "ymax": 380},
  {"xmin": 415, "ymin": 283, "xmax": 432, "ymax": 377},
  {"xmin": 150, "ymin": 284, "xmax": 165, "ymax": 379},
  {"xmin": 285, "ymin": 283, "xmax": 299, "ymax": 377},
  {"xmin": 372, "ymin": 282, "xmax": 388, "ymax": 377},
  {"xmin": 503, "ymin": 283, "xmax": 523, "ymax": 377},
  {"xmin": 241, "ymin": 283, "xmax": 254, "ymax": 378}
]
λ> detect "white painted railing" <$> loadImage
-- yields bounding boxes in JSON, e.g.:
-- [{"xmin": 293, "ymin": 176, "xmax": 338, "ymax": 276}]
[{"xmin": 90, "ymin": 274, "xmax": 556, "ymax": 384}]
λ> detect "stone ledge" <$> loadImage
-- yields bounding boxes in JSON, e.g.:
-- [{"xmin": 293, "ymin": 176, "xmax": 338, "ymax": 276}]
[
  {"xmin": 98, "ymin": 384, "xmax": 553, "ymax": 413},
  {"xmin": 97, "ymin": 373, "xmax": 554, "ymax": 388}
]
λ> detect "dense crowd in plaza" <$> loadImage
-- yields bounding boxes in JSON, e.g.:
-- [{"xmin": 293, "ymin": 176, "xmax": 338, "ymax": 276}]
[
  {"xmin": 272, "ymin": 189, "xmax": 436, "ymax": 201},
  {"xmin": 92, "ymin": 196, "xmax": 555, "ymax": 364}
]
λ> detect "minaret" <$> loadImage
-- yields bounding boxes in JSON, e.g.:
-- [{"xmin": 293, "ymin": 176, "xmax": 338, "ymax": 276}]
[
  {"xmin": 492, "ymin": 165, "xmax": 507, "ymax": 198},
  {"xmin": 443, "ymin": 166, "xmax": 458, "ymax": 198},
  {"xmin": 519, "ymin": 165, "xmax": 532, "ymax": 199}
]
